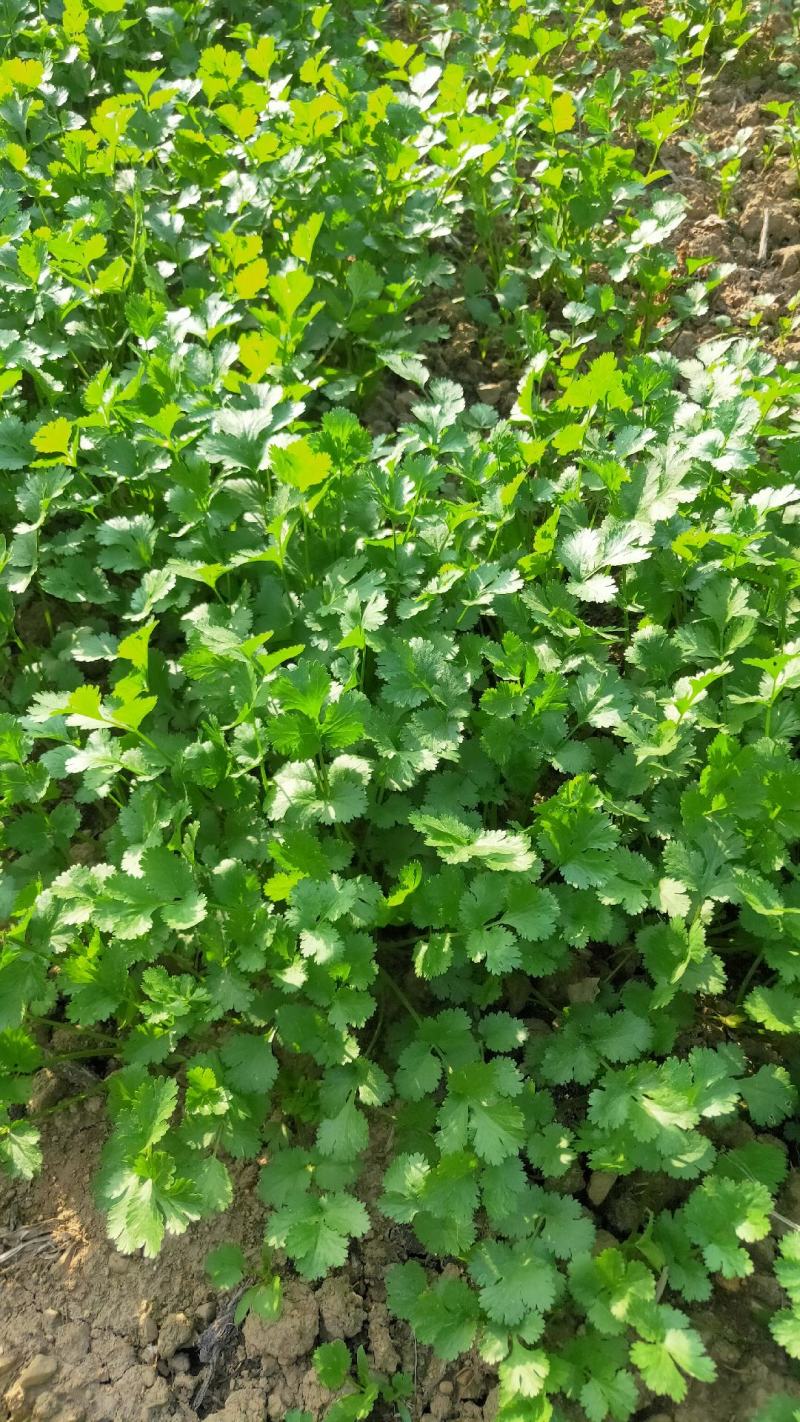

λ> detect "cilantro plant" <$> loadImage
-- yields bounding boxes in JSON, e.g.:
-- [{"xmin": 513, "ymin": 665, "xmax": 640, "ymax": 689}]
[
  {"xmin": 285, "ymin": 1341, "xmax": 413, "ymax": 1422},
  {"xmin": 2, "ymin": 0, "xmax": 800, "ymax": 1420}
]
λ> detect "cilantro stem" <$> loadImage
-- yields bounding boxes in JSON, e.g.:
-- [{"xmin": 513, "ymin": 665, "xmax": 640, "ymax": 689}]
[
  {"xmin": 46, "ymin": 1049, "xmax": 115, "ymax": 1062},
  {"xmin": 38, "ymin": 1019, "xmax": 118, "ymax": 1043},
  {"xmin": 735, "ymin": 951, "xmax": 765, "ymax": 1006},
  {"xmin": 363, "ymin": 1003, "xmax": 385, "ymax": 1058},
  {"xmin": 24, "ymin": 1082, "xmax": 106, "ymax": 1123},
  {"xmin": 379, "ymin": 968, "xmax": 423, "ymax": 1027}
]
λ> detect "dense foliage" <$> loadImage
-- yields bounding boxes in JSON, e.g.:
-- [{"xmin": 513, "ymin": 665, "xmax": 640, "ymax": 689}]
[{"xmin": 2, "ymin": 0, "xmax": 800, "ymax": 1417}]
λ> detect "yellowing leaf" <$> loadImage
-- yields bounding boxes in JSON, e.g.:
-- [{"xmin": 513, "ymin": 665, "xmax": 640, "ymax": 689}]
[
  {"xmin": 0, "ymin": 58, "xmax": 44, "ymax": 98},
  {"xmin": 291, "ymin": 212, "xmax": 324, "ymax": 265},
  {"xmin": 264, "ymin": 871, "xmax": 303, "ymax": 902},
  {"xmin": 234, "ymin": 258, "xmax": 269, "ymax": 299},
  {"xmin": 217, "ymin": 104, "xmax": 259, "ymax": 140},
  {"xmin": 246, "ymin": 35, "xmax": 277, "ymax": 78},
  {"xmin": 289, "ymin": 94, "xmax": 343, "ymax": 141},
  {"xmin": 552, "ymin": 422, "xmax": 585, "ymax": 454},
  {"xmin": 269, "ymin": 267, "xmax": 313, "ymax": 319},
  {"xmin": 238, "ymin": 330, "xmax": 279, "ymax": 380},
  {"xmin": 124, "ymin": 67, "xmax": 164, "ymax": 98},
  {"xmin": 557, "ymin": 352, "xmax": 631, "ymax": 413},
  {"xmin": 380, "ymin": 38, "xmax": 418, "ymax": 73},
  {"xmin": 0, "ymin": 369, "xmax": 21, "ymax": 398},
  {"xmin": 94, "ymin": 256, "xmax": 127, "ymax": 292},
  {"xmin": 544, "ymin": 91, "xmax": 576, "ymax": 134},
  {"xmin": 3, "ymin": 143, "xmax": 27, "ymax": 171},
  {"xmin": 299, "ymin": 54, "xmax": 333, "ymax": 86},
  {"xmin": 62, "ymin": 0, "xmax": 88, "ymax": 40},
  {"xmin": 226, "ymin": 232, "xmax": 262, "ymax": 269},
  {"xmin": 32, "ymin": 418, "xmax": 72, "ymax": 456},
  {"xmin": 270, "ymin": 437, "xmax": 332, "ymax": 492},
  {"xmin": 91, "ymin": 96, "xmax": 137, "ymax": 144},
  {"xmin": 250, "ymin": 132, "xmax": 280, "ymax": 163},
  {"xmin": 117, "ymin": 620, "xmax": 157, "ymax": 673},
  {"xmin": 197, "ymin": 45, "xmax": 243, "ymax": 102}
]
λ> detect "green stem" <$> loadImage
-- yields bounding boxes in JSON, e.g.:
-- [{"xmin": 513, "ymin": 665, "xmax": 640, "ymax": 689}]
[
  {"xmin": 379, "ymin": 967, "xmax": 423, "ymax": 1027},
  {"xmin": 735, "ymin": 951, "xmax": 764, "ymax": 1006},
  {"xmin": 25, "ymin": 1081, "xmax": 107, "ymax": 1123}
]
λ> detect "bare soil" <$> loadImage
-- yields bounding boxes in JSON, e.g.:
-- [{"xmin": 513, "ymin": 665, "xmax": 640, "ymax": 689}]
[{"xmin": 665, "ymin": 82, "xmax": 800, "ymax": 363}]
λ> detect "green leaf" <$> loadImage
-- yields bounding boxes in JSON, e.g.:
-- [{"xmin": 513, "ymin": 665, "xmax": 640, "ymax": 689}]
[
  {"xmin": 346, "ymin": 260, "xmax": 382, "ymax": 304},
  {"xmin": 397, "ymin": 1042, "xmax": 442, "ymax": 1100},
  {"xmin": 236, "ymin": 1277, "xmax": 282, "ymax": 1323},
  {"xmin": 499, "ymin": 1340, "xmax": 550, "ymax": 1398},
  {"xmin": 314, "ymin": 1339, "xmax": 351, "ymax": 1389},
  {"xmin": 267, "ymin": 1193, "xmax": 370, "ymax": 1280},
  {"xmin": 630, "ymin": 1309, "xmax": 716, "ymax": 1402},
  {"xmin": 100, "ymin": 1148, "xmax": 216, "ymax": 1259},
  {"xmin": 0, "ymin": 1121, "xmax": 42, "ymax": 1179},
  {"xmin": 683, "ymin": 1176, "xmax": 772, "ymax": 1278},
  {"xmin": 739, "ymin": 1065, "xmax": 796, "ymax": 1126},
  {"xmin": 316, "ymin": 1100, "xmax": 369, "ymax": 1162},
  {"xmin": 388, "ymin": 1266, "xmax": 479, "ymax": 1361},
  {"xmin": 469, "ymin": 1240, "xmax": 557, "ymax": 1326},
  {"xmin": 775, "ymin": 1234, "xmax": 800, "ymax": 1308},
  {"xmin": 0, "ymin": 415, "xmax": 32, "ymax": 469},
  {"xmin": 380, "ymin": 349, "xmax": 430, "ymax": 387},
  {"xmin": 502, "ymin": 883, "xmax": 559, "ymax": 941},
  {"xmin": 271, "ymin": 437, "xmax": 332, "ymax": 493},
  {"xmin": 751, "ymin": 1400, "xmax": 800, "ymax": 1422},
  {"xmin": 580, "ymin": 1367, "xmax": 637, "ymax": 1422},
  {"xmin": 410, "ymin": 813, "xmax": 537, "ymax": 872},
  {"xmin": 220, "ymin": 1034, "xmax": 278, "ymax": 1094},
  {"xmin": 206, "ymin": 1243, "xmax": 247, "ymax": 1289}
]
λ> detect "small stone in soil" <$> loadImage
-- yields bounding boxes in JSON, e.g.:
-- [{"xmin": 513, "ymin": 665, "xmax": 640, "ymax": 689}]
[
  {"xmin": 749, "ymin": 1273, "xmax": 785, "ymax": 1308},
  {"xmin": 587, "ymin": 1171, "xmax": 618, "ymax": 1207},
  {"xmin": 55, "ymin": 1323, "xmax": 90, "ymax": 1362},
  {"xmin": 138, "ymin": 1311, "xmax": 158, "ymax": 1346},
  {"xmin": 559, "ymin": 1162, "xmax": 586, "ymax": 1196},
  {"xmin": 593, "ymin": 1229, "xmax": 618, "ymax": 1255},
  {"xmin": 566, "ymin": 976, "xmax": 600, "ymax": 1004},
  {"xmin": 431, "ymin": 1392, "xmax": 452, "ymax": 1420},
  {"xmin": 778, "ymin": 244, "xmax": 800, "ymax": 275},
  {"xmin": 712, "ymin": 1338, "xmax": 742, "ymax": 1366},
  {"xmin": 17, "ymin": 1352, "xmax": 59, "ymax": 1391},
  {"xmin": 0, "ymin": 1349, "xmax": 18, "ymax": 1380},
  {"xmin": 157, "ymin": 1311, "xmax": 194, "ymax": 1360},
  {"xmin": 476, "ymin": 382, "xmax": 506, "ymax": 406},
  {"xmin": 483, "ymin": 1384, "xmax": 499, "ymax": 1422}
]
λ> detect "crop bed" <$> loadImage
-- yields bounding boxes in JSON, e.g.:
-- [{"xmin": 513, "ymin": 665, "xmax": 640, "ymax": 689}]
[{"xmin": 3, "ymin": 2, "xmax": 800, "ymax": 1421}]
